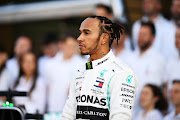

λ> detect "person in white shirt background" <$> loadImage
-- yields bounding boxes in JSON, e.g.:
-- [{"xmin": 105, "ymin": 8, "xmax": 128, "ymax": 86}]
[
  {"xmin": 164, "ymin": 80, "xmax": 180, "ymax": 120},
  {"xmin": 0, "ymin": 46, "xmax": 12, "ymax": 106},
  {"xmin": 12, "ymin": 51, "xmax": 46, "ymax": 114},
  {"xmin": 6, "ymin": 36, "xmax": 32, "ymax": 82},
  {"xmin": 45, "ymin": 32, "xmax": 84, "ymax": 113},
  {"xmin": 132, "ymin": 0, "xmax": 175, "ymax": 59},
  {"xmin": 163, "ymin": 26, "xmax": 180, "ymax": 113},
  {"xmin": 131, "ymin": 21, "xmax": 165, "ymax": 117},
  {"xmin": 170, "ymin": 0, "xmax": 180, "ymax": 28},
  {"xmin": 38, "ymin": 32, "xmax": 60, "ymax": 78},
  {"xmin": 135, "ymin": 84, "xmax": 168, "ymax": 120},
  {"xmin": 162, "ymin": 0, "xmax": 180, "ymax": 60}
]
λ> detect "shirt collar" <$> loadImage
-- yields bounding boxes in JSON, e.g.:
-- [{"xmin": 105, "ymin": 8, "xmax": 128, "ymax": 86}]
[{"xmin": 86, "ymin": 49, "xmax": 115, "ymax": 70}]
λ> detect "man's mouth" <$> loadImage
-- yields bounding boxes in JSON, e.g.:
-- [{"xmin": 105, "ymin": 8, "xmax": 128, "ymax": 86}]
[{"xmin": 79, "ymin": 44, "xmax": 85, "ymax": 49}]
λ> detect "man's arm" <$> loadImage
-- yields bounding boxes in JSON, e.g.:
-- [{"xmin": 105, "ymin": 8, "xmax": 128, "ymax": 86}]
[
  {"xmin": 109, "ymin": 69, "xmax": 138, "ymax": 120},
  {"xmin": 61, "ymin": 76, "xmax": 77, "ymax": 120}
]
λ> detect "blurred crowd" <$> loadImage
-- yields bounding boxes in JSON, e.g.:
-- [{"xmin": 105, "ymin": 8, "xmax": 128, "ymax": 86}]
[{"xmin": 0, "ymin": 0, "xmax": 180, "ymax": 120}]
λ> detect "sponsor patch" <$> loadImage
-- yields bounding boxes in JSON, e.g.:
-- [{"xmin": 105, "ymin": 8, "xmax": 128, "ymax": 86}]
[
  {"xmin": 94, "ymin": 80, "xmax": 104, "ymax": 88},
  {"xmin": 86, "ymin": 62, "xmax": 93, "ymax": 70},
  {"xmin": 100, "ymin": 69, "xmax": 107, "ymax": 77},
  {"xmin": 126, "ymin": 75, "xmax": 133, "ymax": 84}
]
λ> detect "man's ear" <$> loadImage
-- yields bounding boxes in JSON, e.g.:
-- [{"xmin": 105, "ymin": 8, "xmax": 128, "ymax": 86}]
[{"xmin": 101, "ymin": 33, "xmax": 109, "ymax": 45}]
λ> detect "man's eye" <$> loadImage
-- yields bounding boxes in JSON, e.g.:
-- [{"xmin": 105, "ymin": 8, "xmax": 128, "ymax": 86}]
[{"xmin": 85, "ymin": 32, "xmax": 89, "ymax": 35}]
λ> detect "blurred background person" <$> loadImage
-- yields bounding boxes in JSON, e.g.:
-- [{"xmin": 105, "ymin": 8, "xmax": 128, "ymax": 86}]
[
  {"xmin": 170, "ymin": 0, "xmax": 180, "ymax": 28},
  {"xmin": 38, "ymin": 32, "xmax": 59, "ymax": 77},
  {"xmin": 164, "ymin": 26, "xmax": 180, "ymax": 112},
  {"xmin": 95, "ymin": 4, "xmax": 114, "ymax": 21},
  {"xmin": 6, "ymin": 36, "xmax": 32, "ymax": 81},
  {"xmin": 0, "ymin": 46, "xmax": 12, "ymax": 106},
  {"xmin": 111, "ymin": 21, "xmax": 133, "ymax": 65},
  {"xmin": 12, "ymin": 51, "xmax": 46, "ymax": 114},
  {"xmin": 135, "ymin": 84, "xmax": 168, "ymax": 120},
  {"xmin": 132, "ymin": 0, "xmax": 174, "ymax": 59},
  {"xmin": 164, "ymin": 80, "xmax": 180, "ymax": 120},
  {"xmin": 45, "ymin": 32, "xmax": 83, "ymax": 113},
  {"xmin": 131, "ymin": 21, "xmax": 165, "ymax": 117},
  {"xmin": 162, "ymin": 0, "xmax": 180, "ymax": 60}
]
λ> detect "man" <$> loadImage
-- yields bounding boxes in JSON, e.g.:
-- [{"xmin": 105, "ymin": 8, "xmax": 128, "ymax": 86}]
[
  {"xmin": 164, "ymin": 80, "xmax": 180, "ymax": 120},
  {"xmin": 167, "ymin": 0, "xmax": 180, "ymax": 59},
  {"xmin": 6, "ymin": 36, "xmax": 32, "ymax": 81},
  {"xmin": 164, "ymin": 26, "xmax": 180, "ymax": 112},
  {"xmin": 132, "ymin": 0, "xmax": 173, "ymax": 59},
  {"xmin": 171, "ymin": 0, "xmax": 180, "ymax": 27},
  {"xmin": 61, "ymin": 16, "xmax": 138, "ymax": 120},
  {"xmin": 45, "ymin": 32, "xmax": 83, "ymax": 113},
  {"xmin": 95, "ymin": 4, "xmax": 113, "ymax": 21},
  {"xmin": 38, "ymin": 32, "xmax": 59, "ymax": 77},
  {"xmin": 130, "ymin": 22, "xmax": 165, "ymax": 116}
]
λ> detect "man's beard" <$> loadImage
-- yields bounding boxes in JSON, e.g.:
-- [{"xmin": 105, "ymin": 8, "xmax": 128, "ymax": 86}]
[
  {"xmin": 80, "ymin": 35, "xmax": 101, "ymax": 55},
  {"xmin": 139, "ymin": 41, "xmax": 152, "ymax": 51}
]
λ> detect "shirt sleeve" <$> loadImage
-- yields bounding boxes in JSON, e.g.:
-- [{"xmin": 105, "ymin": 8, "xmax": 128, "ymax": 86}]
[
  {"xmin": 61, "ymin": 75, "xmax": 77, "ymax": 120},
  {"xmin": 109, "ymin": 69, "xmax": 138, "ymax": 120}
]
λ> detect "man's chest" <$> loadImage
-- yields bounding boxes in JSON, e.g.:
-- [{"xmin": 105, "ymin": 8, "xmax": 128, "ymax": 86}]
[{"xmin": 74, "ymin": 68, "xmax": 114, "ymax": 107}]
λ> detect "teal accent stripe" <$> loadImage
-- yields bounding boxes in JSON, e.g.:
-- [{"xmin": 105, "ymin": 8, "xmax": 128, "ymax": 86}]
[{"xmin": 107, "ymin": 74, "xmax": 116, "ymax": 110}]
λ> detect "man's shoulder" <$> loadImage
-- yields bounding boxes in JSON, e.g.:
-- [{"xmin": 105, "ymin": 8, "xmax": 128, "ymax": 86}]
[
  {"xmin": 164, "ymin": 111, "xmax": 174, "ymax": 120},
  {"xmin": 109, "ymin": 57, "xmax": 135, "ymax": 74}
]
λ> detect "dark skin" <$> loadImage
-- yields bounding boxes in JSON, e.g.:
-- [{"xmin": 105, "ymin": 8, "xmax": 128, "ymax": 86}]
[{"xmin": 77, "ymin": 18, "xmax": 110, "ymax": 62}]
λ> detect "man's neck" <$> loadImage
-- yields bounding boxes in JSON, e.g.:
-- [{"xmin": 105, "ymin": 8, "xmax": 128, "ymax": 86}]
[
  {"xmin": 175, "ymin": 105, "xmax": 180, "ymax": 116},
  {"xmin": 144, "ymin": 105, "xmax": 154, "ymax": 115},
  {"xmin": 90, "ymin": 49, "xmax": 110, "ymax": 62},
  {"xmin": 148, "ymin": 13, "xmax": 159, "ymax": 22},
  {"xmin": 140, "ymin": 46, "xmax": 151, "ymax": 56},
  {"xmin": 114, "ymin": 45, "xmax": 125, "ymax": 56},
  {"xmin": 63, "ymin": 54, "xmax": 73, "ymax": 61},
  {"xmin": 174, "ymin": 20, "xmax": 180, "ymax": 27}
]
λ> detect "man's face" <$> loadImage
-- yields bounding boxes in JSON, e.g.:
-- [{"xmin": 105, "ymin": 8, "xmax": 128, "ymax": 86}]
[
  {"xmin": 14, "ymin": 36, "xmax": 32, "ymax": 57},
  {"xmin": 171, "ymin": 82, "xmax": 180, "ymax": 106},
  {"xmin": 171, "ymin": 0, "xmax": 180, "ymax": 20},
  {"xmin": 62, "ymin": 37, "xmax": 79, "ymax": 58},
  {"xmin": 42, "ymin": 43, "xmax": 58, "ymax": 58},
  {"xmin": 138, "ymin": 26, "xmax": 154, "ymax": 50},
  {"xmin": 176, "ymin": 28, "xmax": 180, "ymax": 50},
  {"xmin": 77, "ymin": 18, "xmax": 101, "ymax": 55},
  {"xmin": 142, "ymin": 0, "xmax": 159, "ymax": 16}
]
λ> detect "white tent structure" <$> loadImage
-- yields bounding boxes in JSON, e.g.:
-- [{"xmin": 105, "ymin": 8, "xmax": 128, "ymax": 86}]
[{"xmin": 0, "ymin": 0, "xmax": 125, "ymax": 23}]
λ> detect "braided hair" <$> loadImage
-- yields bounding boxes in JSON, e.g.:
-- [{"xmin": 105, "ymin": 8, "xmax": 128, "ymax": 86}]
[{"xmin": 88, "ymin": 16, "xmax": 124, "ymax": 47}]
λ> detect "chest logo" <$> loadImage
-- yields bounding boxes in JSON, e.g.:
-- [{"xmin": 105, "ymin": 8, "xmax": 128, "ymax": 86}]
[
  {"xmin": 126, "ymin": 75, "xmax": 133, "ymax": 84},
  {"xmin": 100, "ymin": 69, "xmax": 107, "ymax": 77}
]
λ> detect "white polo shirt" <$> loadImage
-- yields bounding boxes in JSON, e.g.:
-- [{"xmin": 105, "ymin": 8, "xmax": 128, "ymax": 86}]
[
  {"xmin": 45, "ymin": 54, "xmax": 84, "ymax": 112},
  {"xmin": 164, "ymin": 110, "xmax": 180, "ymax": 120},
  {"xmin": 135, "ymin": 109, "xmax": 163, "ymax": 120},
  {"xmin": 6, "ymin": 57, "xmax": 19, "ymax": 81},
  {"xmin": 13, "ymin": 76, "xmax": 46, "ymax": 114}
]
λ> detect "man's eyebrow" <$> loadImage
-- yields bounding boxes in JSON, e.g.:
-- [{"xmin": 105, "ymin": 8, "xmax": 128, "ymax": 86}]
[{"xmin": 79, "ymin": 29, "xmax": 91, "ymax": 32}]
